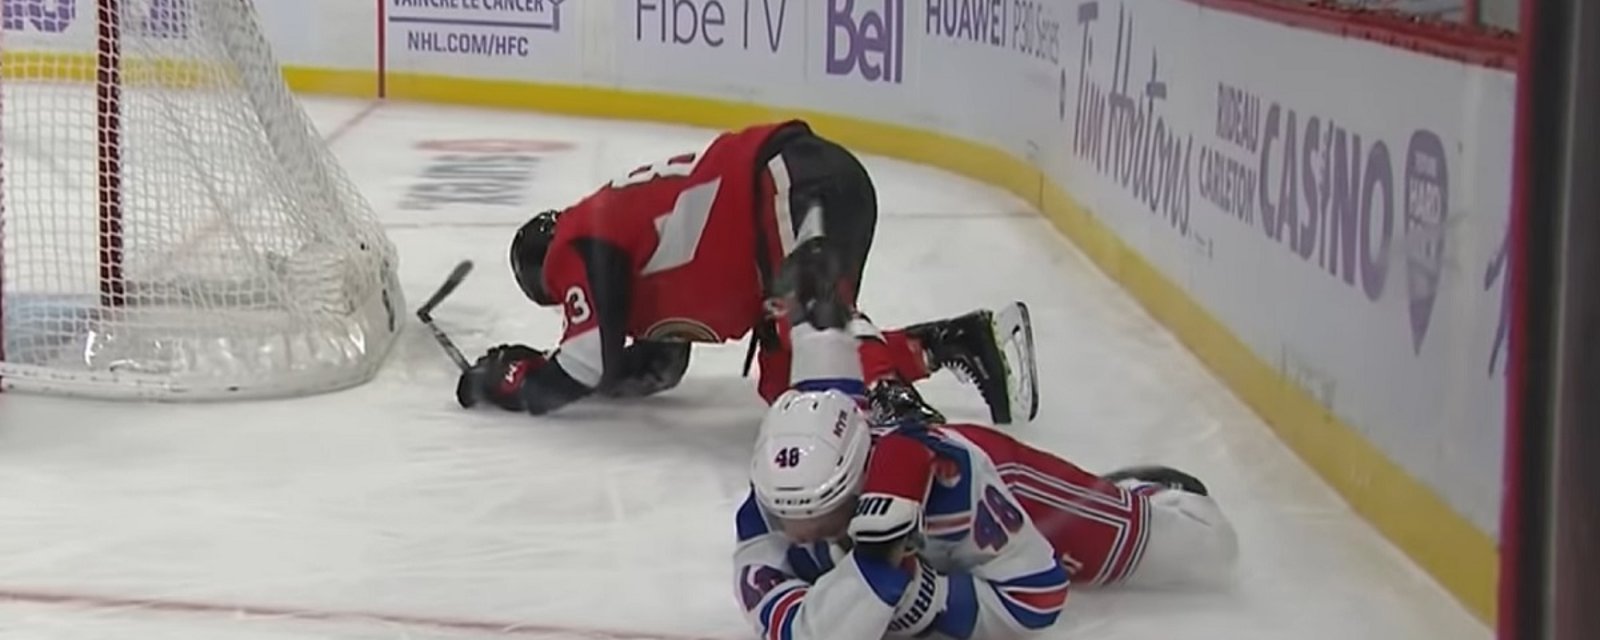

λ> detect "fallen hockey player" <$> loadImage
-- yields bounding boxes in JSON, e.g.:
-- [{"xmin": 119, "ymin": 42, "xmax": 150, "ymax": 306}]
[
  {"xmin": 732, "ymin": 240, "xmax": 1239, "ymax": 639},
  {"xmin": 453, "ymin": 120, "xmax": 1037, "ymax": 424}
]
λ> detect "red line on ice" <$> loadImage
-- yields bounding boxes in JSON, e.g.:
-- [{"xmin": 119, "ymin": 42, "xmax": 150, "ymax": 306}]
[
  {"xmin": 324, "ymin": 100, "xmax": 384, "ymax": 145},
  {"xmin": 0, "ymin": 588, "xmax": 734, "ymax": 640}
]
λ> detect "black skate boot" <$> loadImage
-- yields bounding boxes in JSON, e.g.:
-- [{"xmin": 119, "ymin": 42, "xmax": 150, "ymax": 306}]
[
  {"xmin": 903, "ymin": 302, "xmax": 1038, "ymax": 424},
  {"xmin": 1101, "ymin": 465, "xmax": 1209, "ymax": 496},
  {"xmin": 770, "ymin": 236, "xmax": 852, "ymax": 331},
  {"xmin": 868, "ymin": 378, "xmax": 946, "ymax": 427}
]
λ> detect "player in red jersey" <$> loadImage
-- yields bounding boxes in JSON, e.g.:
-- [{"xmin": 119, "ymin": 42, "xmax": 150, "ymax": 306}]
[{"xmin": 454, "ymin": 120, "xmax": 1038, "ymax": 422}]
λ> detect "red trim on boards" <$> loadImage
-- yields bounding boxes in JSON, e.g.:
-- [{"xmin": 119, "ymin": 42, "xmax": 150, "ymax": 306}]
[
  {"xmin": 376, "ymin": 0, "xmax": 387, "ymax": 98},
  {"xmin": 1180, "ymin": 0, "xmax": 1518, "ymax": 71},
  {"xmin": 1497, "ymin": 0, "xmax": 1539, "ymax": 634}
]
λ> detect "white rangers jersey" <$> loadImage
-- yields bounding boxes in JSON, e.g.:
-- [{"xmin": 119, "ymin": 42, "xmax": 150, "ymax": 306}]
[{"xmin": 732, "ymin": 326, "xmax": 1071, "ymax": 640}]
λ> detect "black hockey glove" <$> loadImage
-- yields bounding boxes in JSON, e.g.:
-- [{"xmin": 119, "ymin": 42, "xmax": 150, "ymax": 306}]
[
  {"xmin": 597, "ymin": 340, "xmax": 690, "ymax": 399},
  {"xmin": 456, "ymin": 344, "xmax": 548, "ymax": 411}
]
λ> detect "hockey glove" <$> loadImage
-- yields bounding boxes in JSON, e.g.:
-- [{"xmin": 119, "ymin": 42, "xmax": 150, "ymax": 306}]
[
  {"xmin": 456, "ymin": 344, "xmax": 548, "ymax": 410},
  {"xmin": 597, "ymin": 340, "xmax": 691, "ymax": 399},
  {"xmin": 848, "ymin": 492, "xmax": 923, "ymax": 563},
  {"xmin": 886, "ymin": 555, "xmax": 946, "ymax": 638}
]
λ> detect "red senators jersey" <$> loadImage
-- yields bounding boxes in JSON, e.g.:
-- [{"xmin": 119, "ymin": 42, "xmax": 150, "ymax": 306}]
[{"xmin": 541, "ymin": 120, "xmax": 808, "ymax": 388}]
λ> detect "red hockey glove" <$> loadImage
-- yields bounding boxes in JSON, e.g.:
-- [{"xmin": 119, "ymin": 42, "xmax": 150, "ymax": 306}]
[{"xmin": 456, "ymin": 344, "xmax": 548, "ymax": 410}]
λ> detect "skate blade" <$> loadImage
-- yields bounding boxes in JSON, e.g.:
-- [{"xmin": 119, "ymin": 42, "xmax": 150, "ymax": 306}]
[{"xmin": 991, "ymin": 301, "xmax": 1040, "ymax": 422}]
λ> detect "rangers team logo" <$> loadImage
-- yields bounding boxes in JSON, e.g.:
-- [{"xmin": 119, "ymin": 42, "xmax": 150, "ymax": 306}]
[{"xmin": 644, "ymin": 318, "xmax": 720, "ymax": 342}]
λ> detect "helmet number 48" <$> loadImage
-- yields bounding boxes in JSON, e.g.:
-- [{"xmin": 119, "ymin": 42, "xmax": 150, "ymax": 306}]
[{"xmin": 773, "ymin": 447, "xmax": 802, "ymax": 468}]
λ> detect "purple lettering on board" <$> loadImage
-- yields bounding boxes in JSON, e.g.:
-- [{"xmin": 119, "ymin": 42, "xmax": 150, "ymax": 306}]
[
  {"xmin": 391, "ymin": 0, "xmax": 564, "ymax": 59},
  {"xmin": 760, "ymin": 0, "xmax": 790, "ymax": 52},
  {"xmin": 1066, "ymin": 2, "xmax": 1191, "ymax": 237},
  {"xmin": 923, "ymin": 0, "xmax": 1061, "ymax": 65},
  {"xmin": 1359, "ymin": 140, "xmax": 1395, "ymax": 302},
  {"xmin": 1484, "ymin": 227, "xmax": 1509, "ymax": 376},
  {"xmin": 1261, "ymin": 111, "xmax": 1400, "ymax": 304},
  {"xmin": 1404, "ymin": 130, "xmax": 1448, "ymax": 354},
  {"xmin": 2, "ymin": 0, "xmax": 74, "ymax": 33},
  {"xmin": 632, "ymin": 0, "xmax": 790, "ymax": 51},
  {"xmin": 1193, "ymin": 46, "xmax": 1459, "ymax": 356},
  {"xmin": 141, "ymin": 0, "xmax": 190, "ymax": 39},
  {"xmin": 825, "ymin": 0, "xmax": 904, "ymax": 83}
]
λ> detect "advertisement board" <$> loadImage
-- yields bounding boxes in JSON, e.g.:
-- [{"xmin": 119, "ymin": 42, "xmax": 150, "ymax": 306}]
[
  {"xmin": 612, "ymin": 0, "xmax": 807, "ymax": 99},
  {"xmin": 383, "ymin": 0, "xmax": 582, "ymax": 82},
  {"xmin": 3, "ymin": 0, "xmax": 190, "ymax": 52},
  {"xmin": 1043, "ymin": 1, "xmax": 1512, "ymax": 534}
]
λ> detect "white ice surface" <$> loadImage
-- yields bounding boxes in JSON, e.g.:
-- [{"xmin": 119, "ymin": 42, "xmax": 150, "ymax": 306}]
[{"xmin": 0, "ymin": 98, "xmax": 1489, "ymax": 640}]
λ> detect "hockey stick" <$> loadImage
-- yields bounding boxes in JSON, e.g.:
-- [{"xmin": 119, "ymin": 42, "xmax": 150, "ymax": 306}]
[{"xmin": 415, "ymin": 260, "xmax": 474, "ymax": 372}]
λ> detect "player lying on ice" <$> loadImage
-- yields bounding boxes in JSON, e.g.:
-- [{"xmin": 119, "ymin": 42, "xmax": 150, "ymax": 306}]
[
  {"xmin": 733, "ymin": 239, "xmax": 1240, "ymax": 640},
  {"xmin": 454, "ymin": 119, "xmax": 1037, "ymax": 423}
]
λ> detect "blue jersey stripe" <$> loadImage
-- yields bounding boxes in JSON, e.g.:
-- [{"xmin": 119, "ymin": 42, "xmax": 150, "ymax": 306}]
[
  {"xmin": 999, "ymin": 565, "xmax": 1070, "ymax": 588},
  {"xmin": 736, "ymin": 490, "xmax": 771, "ymax": 542},
  {"xmin": 774, "ymin": 601, "xmax": 800, "ymax": 640},
  {"xmin": 792, "ymin": 378, "xmax": 867, "ymax": 397},
  {"xmin": 758, "ymin": 585, "xmax": 805, "ymax": 631},
  {"xmin": 851, "ymin": 553, "xmax": 913, "ymax": 606},
  {"xmin": 931, "ymin": 572, "xmax": 980, "ymax": 639}
]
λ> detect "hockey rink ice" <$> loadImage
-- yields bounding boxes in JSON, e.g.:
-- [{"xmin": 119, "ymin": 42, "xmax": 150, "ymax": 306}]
[{"xmin": 0, "ymin": 98, "xmax": 1490, "ymax": 640}]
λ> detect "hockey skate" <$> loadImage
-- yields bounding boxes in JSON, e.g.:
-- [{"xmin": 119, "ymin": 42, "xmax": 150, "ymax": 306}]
[
  {"xmin": 1102, "ymin": 465, "xmax": 1210, "ymax": 496},
  {"xmin": 903, "ymin": 302, "xmax": 1039, "ymax": 424},
  {"xmin": 868, "ymin": 378, "xmax": 947, "ymax": 427},
  {"xmin": 769, "ymin": 236, "xmax": 852, "ymax": 330}
]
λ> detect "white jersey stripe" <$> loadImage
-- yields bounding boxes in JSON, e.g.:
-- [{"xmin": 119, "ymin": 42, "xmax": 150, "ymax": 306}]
[
  {"xmin": 1007, "ymin": 483, "xmax": 1132, "ymax": 585},
  {"xmin": 767, "ymin": 155, "xmax": 797, "ymax": 256},
  {"xmin": 997, "ymin": 463, "xmax": 1134, "ymax": 510}
]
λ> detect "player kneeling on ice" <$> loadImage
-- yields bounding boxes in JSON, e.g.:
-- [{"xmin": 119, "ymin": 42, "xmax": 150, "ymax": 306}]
[
  {"xmin": 732, "ymin": 243, "xmax": 1239, "ymax": 640},
  {"xmin": 453, "ymin": 120, "xmax": 1037, "ymax": 424}
]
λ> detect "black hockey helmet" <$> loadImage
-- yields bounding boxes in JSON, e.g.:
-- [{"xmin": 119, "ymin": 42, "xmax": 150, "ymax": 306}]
[{"xmin": 510, "ymin": 209, "xmax": 562, "ymax": 306}]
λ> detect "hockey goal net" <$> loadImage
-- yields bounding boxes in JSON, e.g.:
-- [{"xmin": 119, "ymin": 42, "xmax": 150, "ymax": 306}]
[{"xmin": 0, "ymin": 0, "xmax": 403, "ymax": 400}]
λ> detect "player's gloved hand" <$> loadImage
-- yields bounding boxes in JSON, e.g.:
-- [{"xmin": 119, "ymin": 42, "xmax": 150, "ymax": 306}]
[
  {"xmin": 848, "ymin": 492, "xmax": 923, "ymax": 563},
  {"xmin": 598, "ymin": 340, "xmax": 690, "ymax": 399},
  {"xmin": 456, "ymin": 344, "xmax": 548, "ymax": 410},
  {"xmin": 886, "ymin": 555, "xmax": 946, "ymax": 638}
]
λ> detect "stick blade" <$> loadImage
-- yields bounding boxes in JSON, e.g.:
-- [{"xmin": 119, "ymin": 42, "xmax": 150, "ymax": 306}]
[{"xmin": 416, "ymin": 260, "xmax": 474, "ymax": 320}]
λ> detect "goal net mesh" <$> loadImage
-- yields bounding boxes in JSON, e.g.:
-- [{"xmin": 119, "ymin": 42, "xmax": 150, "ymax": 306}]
[{"xmin": 0, "ymin": 0, "xmax": 403, "ymax": 399}]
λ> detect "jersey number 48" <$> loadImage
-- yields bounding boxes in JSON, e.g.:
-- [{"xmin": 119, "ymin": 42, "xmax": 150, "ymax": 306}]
[{"xmin": 973, "ymin": 485, "xmax": 1026, "ymax": 551}]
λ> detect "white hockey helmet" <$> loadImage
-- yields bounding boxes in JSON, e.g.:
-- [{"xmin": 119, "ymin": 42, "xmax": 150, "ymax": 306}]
[{"xmin": 750, "ymin": 389, "xmax": 874, "ymax": 520}]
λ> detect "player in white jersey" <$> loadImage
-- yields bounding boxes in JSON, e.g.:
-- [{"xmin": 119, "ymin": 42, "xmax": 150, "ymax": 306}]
[{"xmin": 731, "ymin": 238, "xmax": 1239, "ymax": 640}]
